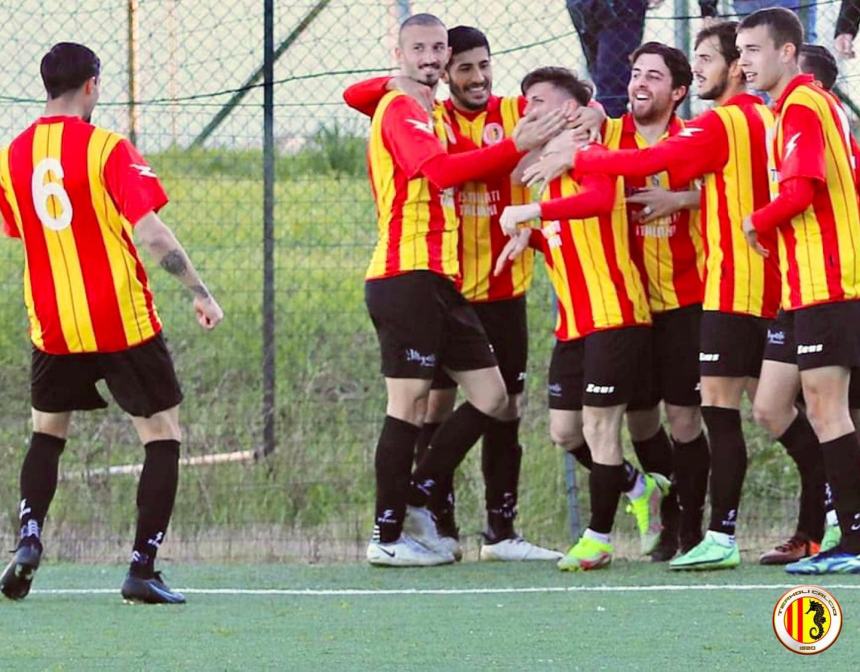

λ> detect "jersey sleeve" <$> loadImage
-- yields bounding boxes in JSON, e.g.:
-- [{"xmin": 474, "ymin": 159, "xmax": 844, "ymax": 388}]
[
  {"xmin": 103, "ymin": 139, "xmax": 169, "ymax": 225},
  {"xmin": 539, "ymin": 172, "xmax": 616, "ymax": 220},
  {"xmin": 382, "ymin": 95, "xmax": 447, "ymax": 178},
  {"xmin": 343, "ymin": 76, "xmax": 392, "ymax": 117},
  {"xmin": 778, "ymin": 103, "xmax": 826, "ymax": 184},
  {"xmin": 576, "ymin": 110, "xmax": 727, "ymax": 185}
]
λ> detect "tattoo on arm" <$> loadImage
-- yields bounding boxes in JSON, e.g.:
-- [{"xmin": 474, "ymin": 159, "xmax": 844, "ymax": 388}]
[{"xmin": 160, "ymin": 249, "xmax": 188, "ymax": 276}]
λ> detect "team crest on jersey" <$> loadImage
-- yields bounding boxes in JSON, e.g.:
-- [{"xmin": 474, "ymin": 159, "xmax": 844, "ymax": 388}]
[
  {"xmin": 482, "ymin": 123, "xmax": 504, "ymax": 145},
  {"xmin": 772, "ymin": 585, "xmax": 842, "ymax": 655}
]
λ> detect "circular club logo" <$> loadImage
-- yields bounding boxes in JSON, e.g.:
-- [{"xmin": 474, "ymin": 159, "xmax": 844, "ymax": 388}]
[
  {"xmin": 773, "ymin": 585, "xmax": 842, "ymax": 655},
  {"xmin": 482, "ymin": 122, "xmax": 504, "ymax": 146}
]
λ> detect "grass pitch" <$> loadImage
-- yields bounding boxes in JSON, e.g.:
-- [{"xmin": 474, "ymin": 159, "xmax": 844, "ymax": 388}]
[{"xmin": 1, "ymin": 560, "xmax": 858, "ymax": 671}]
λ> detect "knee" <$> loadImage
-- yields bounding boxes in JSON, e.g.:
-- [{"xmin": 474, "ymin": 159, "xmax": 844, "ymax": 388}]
[
  {"xmin": 751, "ymin": 399, "xmax": 788, "ymax": 437},
  {"xmin": 667, "ymin": 408, "xmax": 702, "ymax": 444},
  {"xmin": 550, "ymin": 422, "xmax": 583, "ymax": 450},
  {"xmin": 474, "ymin": 387, "xmax": 509, "ymax": 420},
  {"xmin": 387, "ymin": 396, "xmax": 428, "ymax": 426},
  {"xmin": 626, "ymin": 407, "xmax": 661, "ymax": 442}
]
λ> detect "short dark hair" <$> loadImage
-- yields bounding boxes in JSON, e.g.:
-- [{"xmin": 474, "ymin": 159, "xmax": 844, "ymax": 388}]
[
  {"xmin": 400, "ymin": 13, "xmax": 445, "ymax": 35},
  {"xmin": 630, "ymin": 41, "xmax": 693, "ymax": 91},
  {"xmin": 448, "ymin": 26, "xmax": 490, "ymax": 58},
  {"xmin": 40, "ymin": 42, "xmax": 100, "ymax": 99},
  {"xmin": 520, "ymin": 67, "xmax": 592, "ymax": 106},
  {"xmin": 800, "ymin": 44, "xmax": 838, "ymax": 91},
  {"xmin": 695, "ymin": 20, "xmax": 740, "ymax": 64},
  {"xmin": 738, "ymin": 7, "xmax": 803, "ymax": 53}
]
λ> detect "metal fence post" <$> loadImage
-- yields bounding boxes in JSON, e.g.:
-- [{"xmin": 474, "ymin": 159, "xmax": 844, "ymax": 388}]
[
  {"xmin": 262, "ymin": 0, "xmax": 276, "ymax": 457},
  {"xmin": 675, "ymin": 0, "xmax": 692, "ymax": 119}
]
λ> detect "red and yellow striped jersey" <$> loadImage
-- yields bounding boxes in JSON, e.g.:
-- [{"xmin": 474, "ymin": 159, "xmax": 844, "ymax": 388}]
[
  {"xmin": 575, "ymin": 94, "xmax": 780, "ymax": 318},
  {"xmin": 534, "ymin": 168, "xmax": 651, "ymax": 342},
  {"xmin": 365, "ymin": 91, "xmax": 459, "ymax": 281},
  {"xmin": 604, "ymin": 114, "xmax": 704, "ymax": 313},
  {"xmin": 768, "ymin": 74, "xmax": 860, "ymax": 309},
  {"xmin": 0, "ymin": 115, "xmax": 167, "ymax": 354},
  {"xmin": 446, "ymin": 96, "xmax": 534, "ymax": 302}
]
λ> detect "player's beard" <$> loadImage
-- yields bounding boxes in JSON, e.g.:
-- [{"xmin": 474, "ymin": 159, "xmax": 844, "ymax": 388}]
[
  {"xmin": 448, "ymin": 79, "xmax": 489, "ymax": 111},
  {"xmin": 699, "ymin": 73, "xmax": 729, "ymax": 102}
]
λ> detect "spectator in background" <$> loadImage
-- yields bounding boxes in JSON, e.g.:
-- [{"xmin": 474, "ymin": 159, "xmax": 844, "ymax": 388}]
[
  {"xmin": 835, "ymin": 0, "xmax": 860, "ymax": 58},
  {"xmin": 567, "ymin": 1, "xmax": 665, "ymax": 117},
  {"xmin": 700, "ymin": 1, "xmax": 817, "ymax": 43}
]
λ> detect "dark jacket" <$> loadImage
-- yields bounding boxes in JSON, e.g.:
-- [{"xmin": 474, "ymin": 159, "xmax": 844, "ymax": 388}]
[{"xmin": 837, "ymin": 0, "xmax": 860, "ymax": 37}]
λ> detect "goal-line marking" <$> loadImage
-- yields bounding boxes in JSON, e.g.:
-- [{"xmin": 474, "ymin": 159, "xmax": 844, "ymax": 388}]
[{"xmin": 32, "ymin": 583, "xmax": 860, "ymax": 597}]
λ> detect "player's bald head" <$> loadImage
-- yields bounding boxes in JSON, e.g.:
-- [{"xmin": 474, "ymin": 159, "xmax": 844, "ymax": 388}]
[{"xmin": 41, "ymin": 42, "xmax": 100, "ymax": 99}]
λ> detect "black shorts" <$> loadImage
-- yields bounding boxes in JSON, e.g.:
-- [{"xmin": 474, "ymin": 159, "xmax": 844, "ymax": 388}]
[
  {"xmin": 763, "ymin": 309, "xmax": 795, "ymax": 365},
  {"xmin": 764, "ymin": 308, "xmax": 860, "ymax": 408},
  {"xmin": 31, "ymin": 334, "xmax": 183, "ymax": 418},
  {"xmin": 628, "ymin": 304, "xmax": 701, "ymax": 411},
  {"xmin": 365, "ymin": 272, "xmax": 497, "ymax": 379},
  {"xmin": 548, "ymin": 326, "xmax": 652, "ymax": 410},
  {"xmin": 793, "ymin": 301, "xmax": 860, "ymax": 371},
  {"xmin": 698, "ymin": 311, "xmax": 770, "ymax": 378},
  {"xmin": 431, "ymin": 295, "xmax": 528, "ymax": 395}
]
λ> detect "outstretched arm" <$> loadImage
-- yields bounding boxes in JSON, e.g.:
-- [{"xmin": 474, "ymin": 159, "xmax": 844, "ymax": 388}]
[{"xmin": 134, "ymin": 212, "xmax": 224, "ymax": 330}]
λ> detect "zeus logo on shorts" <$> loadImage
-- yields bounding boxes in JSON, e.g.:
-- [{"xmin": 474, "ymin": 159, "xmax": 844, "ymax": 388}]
[
  {"xmin": 699, "ymin": 353, "xmax": 720, "ymax": 362},
  {"xmin": 548, "ymin": 383, "xmax": 563, "ymax": 398},
  {"xmin": 585, "ymin": 383, "xmax": 615, "ymax": 394},
  {"xmin": 405, "ymin": 349, "xmax": 437, "ymax": 368},
  {"xmin": 767, "ymin": 330, "xmax": 785, "ymax": 346},
  {"xmin": 797, "ymin": 343, "xmax": 824, "ymax": 355}
]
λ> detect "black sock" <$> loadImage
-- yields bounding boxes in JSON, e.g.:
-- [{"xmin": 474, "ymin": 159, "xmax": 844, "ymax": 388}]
[
  {"xmin": 482, "ymin": 418, "xmax": 522, "ymax": 541},
  {"xmin": 701, "ymin": 406, "xmax": 746, "ymax": 535},
  {"xmin": 778, "ymin": 413, "xmax": 825, "ymax": 542},
  {"xmin": 819, "ymin": 432, "xmax": 860, "ymax": 554},
  {"xmin": 633, "ymin": 426, "xmax": 673, "ymax": 478},
  {"xmin": 568, "ymin": 443, "xmax": 593, "ymax": 469},
  {"xmin": 131, "ymin": 440, "xmax": 180, "ymax": 575},
  {"xmin": 414, "ymin": 422, "xmax": 440, "ymax": 467},
  {"xmin": 373, "ymin": 416, "xmax": 419, "ymax": 544},
  {"xmin": 568, "ymin": 442, "xmax": 639, "ymax": 493},
  {"xmin": 673, "ymin": 432, "xmax": 709, "ymax": 545},
  {"xmin": 18, "ymin": 432, "xmax": 66, "ymax": 538},
  {"xmin": 588, "ymin": 463, "xmax": 624, "ymax": 534},
  {"xmin": 410, "ymin": 402, "xmax": 492, "ymax": 506},
  {"xmin": 825, "ymin": 482, "xmax": 835, "ymax": 514},
  {"xmin": 415, "ymin": 422, "xmax": 455, "ymax": 527}
]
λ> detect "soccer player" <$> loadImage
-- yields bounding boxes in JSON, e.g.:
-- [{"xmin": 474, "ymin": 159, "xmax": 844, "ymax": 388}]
[
  {"xmin": 498, "ymin": 67, "xmax": 653, "ymax": 572},
  {"xmin": 0, "ymin": 43, "xmax": 224, "ymax": 603},
  {"xmin": 344, "ymin": 26, "xmax": 592, "ymax": 562},
  {"xmin": 750, "ymin": 43, "xmax": 847, "ymax": 565},
  {"xmin": 738, "ymin": 8, "xmax": 860, "ymax": 574},
  {"xmin": 523, "ymin": 43, "xmax": 708, "ymax": 561},
  {"xmin": 567, "ymin": 20, "xmax": 782, "ymax": 570},
  {"xmin": 351, "ymin": 14, "xmax": 564, "ymax": 566}
]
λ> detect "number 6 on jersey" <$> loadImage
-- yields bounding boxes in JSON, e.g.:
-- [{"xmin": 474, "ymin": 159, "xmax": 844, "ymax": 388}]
[{"xmin": 31, "ymin": 158, "xmax": 72, "ymax": 231}]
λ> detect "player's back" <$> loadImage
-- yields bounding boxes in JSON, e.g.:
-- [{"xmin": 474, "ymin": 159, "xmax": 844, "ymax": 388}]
[{"xmin": 0, "ymin": 115, "xmax": 166, "ymax": 355}]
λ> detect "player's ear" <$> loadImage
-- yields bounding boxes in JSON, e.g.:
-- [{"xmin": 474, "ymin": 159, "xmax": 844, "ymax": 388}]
[
  {"xmin": 728, "ymin": 59, "xmax": 744, "ymax": 82},
  {"xmin": 83, "ymin": 77, "xmax": 97, "ymax": 95},
  {"xmin": 672, "ymin": 85, "xmax": 687, "ymax": 104}
]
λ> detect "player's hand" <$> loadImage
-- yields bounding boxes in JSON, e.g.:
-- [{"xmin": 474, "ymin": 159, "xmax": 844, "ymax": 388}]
[
  {"xmin": 702, "ymin": 16, "xmax": 718, "ymax": 28},
  {"xmin": 194, "ymin": 295, "xmax": 224, "ymax": 330},
  {"xmin": 627, "ymin": 187, "xmax": 684, "ymax": 223},
  {"xmin": 513, "ymin": 109, "xmax": 567, "ymax": 152},
  {"xmin": 494, "ymin": 228, "xmax": 532, "ymax": 276},
  {"xmin": 742, "ymin": 216, "xmax": 769, "ymax": 257},
  {"xmin": 835, "ymin": 33, "xmax": 856, "ymax": 59},
  {"xmin": 499, "ymin": 203, "xmax": 541, "ymax": 236},
  {"xmin": 566, "ymin": 104, "xmax": 604, "ymax": 144},
  {"xmin": 523, "ymin": 141, "xmax": 575, "ymax": 191},
  {"xmin": 388, "ymin": 76, "xmax": 435, "ymax": 111}
]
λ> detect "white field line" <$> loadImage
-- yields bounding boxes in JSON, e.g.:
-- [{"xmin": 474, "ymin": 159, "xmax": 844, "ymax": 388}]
[{"xmin": 31, "ymin": 583, "xmax": 860, "ymax": 597}]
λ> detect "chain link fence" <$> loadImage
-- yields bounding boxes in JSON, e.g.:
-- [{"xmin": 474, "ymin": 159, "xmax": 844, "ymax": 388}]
[{"xmin": 0, "ymin": 0, "xmax": 857, "ymax": 563}]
